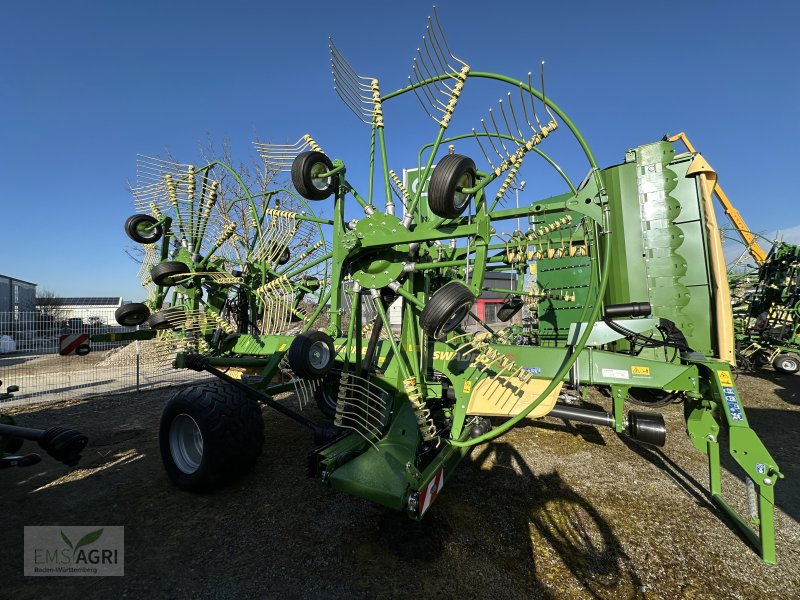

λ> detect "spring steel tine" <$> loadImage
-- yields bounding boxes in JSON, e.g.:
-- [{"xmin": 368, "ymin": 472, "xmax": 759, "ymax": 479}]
[
  {"xmin": 498, "ymin": 98, "xmax": 520, "ymax": 144},
  {"xmin": 472, "ymin": 129, "xmax": 497, "ymax": 172},
  {"xmin": 425, "ymin": 27, "xmax": 454, "ymax": 82},
  {"xmin": 481, "ymin": 119, "xmax": 506, "ymax": 161},
  {"xmin": 330, "ymin": 50, "xmax": 373, "ymax": 104},
  {"xmin": 421, "ymin": 34, "xmax": 454, "ymax": 92},
  {"xmin": 415, "ymin": 48, "xmax": 448, "ymax": 100},
  {"xmin": 388, "ymin": 170, "xmax": 410, "ymax": 210},
  {"xmin": 526, "ymin": 72, "xmax": 543, "ymax": 130},
  {"xmin": 506, "ymin": 92, "xmax": 526, "ymax": 139},
  {"xmin": 413, "ymin": 63, "xmax": 446, "ymax": 115},
  {"xmin": 418, "ymin": 42, "xmax": 452, "ymax": 97},
  {"xmin": 330, "ymin": 57, "xmax": 364, "ymax": 109},
  {"xmin": 332, "ymin": 78, "xmax": 369, "ymax": 123},
  {"xmin": 430, "ymin": 6, "xmax": 468, "ymax": 70},
  {"xmin": 518, "ymin": 81, "xmax": 536, "ymax": 134},
  {"xmin": 254, "ymin": 140, "xmax": 299, "ymax": 164},
  {"xmin": 330, "ymin": 62, "xmax": 371, "ymax": 121},
  {"xmin": 413, "ymin": 59, "xmax": 448, "ymax": 111},
  {"xmin": 329, "ymin": 39, "xmax": 373, "ymax": 90},
  {"xmin": 409, "ymin": 76, "xmax": 439, "ymax": 122},
  {"xmin": 540, "ymin": 61, "xmax": 557, "ymax": 125},
  {"xmin": 488, "ymin": 109, "xmax": 511, "ymax": 158}
]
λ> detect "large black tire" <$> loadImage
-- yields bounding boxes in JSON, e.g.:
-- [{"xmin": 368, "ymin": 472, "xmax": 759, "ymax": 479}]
[
  {"xmin": 773, "ymin": 353, "xmax": 799, "ymax": 374},
  {"xmin": 151, "ymin": 261, "xmax": 191, "ymax": 287},
  {"xmin": 288, "ymin": 331, "xmax": 335, "ymax": 379},
  {"xmin": 420, "ymin": 281, "xmax": 475, "ymax": 339},
  {"xmin": 147, "ymin": 307, "xmax": 184, "ymax": 330},
  {"xmin": 428, "ymin": 154, "xmax": 477, "ymax": 219},
  {"xmin": 124, "ymin": 214, "xmax": 163, "ymax": 244},
  {"xmin": 291, "ymin": 151, "xmax": 336, "ymax": 200},
  {"xmin": 115, "ymin": 302, "xmax": 150, "ymax": 326},
  {"xmin": 0, "ymin": 415, "xmax": 24, "ymax": 454},
  {"xmin": 159, "ymin": 381, "xmax": 264, "ymax": 491}
]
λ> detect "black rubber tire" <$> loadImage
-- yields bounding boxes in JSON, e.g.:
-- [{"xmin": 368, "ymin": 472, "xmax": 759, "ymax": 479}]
[
  {"xmin": 314, "ymin": 363, "xmax": 344, "ymax": 419},
  {"xmin": 277, "ymin": 247, "xmax": 291, "ymax": 265},
  {"xmin": 291, "ymin": 151, "xmax": 336, "ymax": 200},
  {"xmin": 147, "ymin": 307, "xmax": 183, "ymax": 330},
  {"xmin": 428, "ymin": 154, "xmax": 477, "ymax": 219},
  {"xmin": 0, "ymin": 415, "xmax": 23, "ymax": 454},
  {"xmin": 115, "ymin": 302, "xmax": 151, "ymax": 326},
  {"xmin": 288, "ymin": 331, "xmax": 335, "ymax": 379},
  {"xmin": 497, "ymin": 296, "xmax": 524, "ymax": 322},
  {"xmin": 773, "ymin": 353, "xmax": 800, "ymax": 374},
  {"xmin": 159, "ymin": 381, "xmax": 264, "ymax": 491},
  {"xmin": 151, "ymin": 261, "xmax": 191, "ymax": 287},
  {"xmin": 4, "ymin": 436, "xmax": 24, "ymax": 454},
  {"xmin": 420, "ymin": 281, "xmax": 475, "ymax": 339},
  {"xmin": 753, "ymin": 351, "xmax": 771, "ymax": 367},
  {"xmin": 124, "ymin": 214, "xmax": 163, "ymax": 244}
]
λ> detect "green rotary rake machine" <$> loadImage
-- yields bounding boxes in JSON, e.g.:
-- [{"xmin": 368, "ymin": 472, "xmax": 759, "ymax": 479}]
[{"xmin": 102, "ymin": 9, "xmax": 782, "ymax": 563}]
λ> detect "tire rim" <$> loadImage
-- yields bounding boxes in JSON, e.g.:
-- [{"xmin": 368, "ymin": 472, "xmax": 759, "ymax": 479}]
[
  {"xmin": 453, "ymin": 172, "xmax": 474, "ymax": 210},
  {"xmin": 136, "ymin": 222, "xmax": 158, "ymax": 241},
  {"xmin": 438, "ymin": 300, "xmax": 472, "ymax": 337},
  {"xmin": 310, "ymin": 162, "xmax": 332, "ymax": 191},
  {"xmin": 309, "ymin": 340, "xmax": 331, "ymax": 371},
  {"xmin": 779, "ymin": 358, "xmax": 798, "ymax": 371},
  {"xmin": 122, "ymin": 312, "xmax": 145, "ymax": 325},
  {"xmin": 170, "ymin": 413, "xmax": 203, "ymax": 474}
]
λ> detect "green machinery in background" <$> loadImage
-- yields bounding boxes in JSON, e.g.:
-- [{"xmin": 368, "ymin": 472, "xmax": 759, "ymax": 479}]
[
  {"xmin": 666, "ymin": 132, "xmax": 800, "ymax": 375},
  {"xmin": 733, "ymin": 242, "xmax": 800, "ymax": 374},
  {"xmin": 101, "ymin": 9, "xmax": 782, "ymax": 563}
]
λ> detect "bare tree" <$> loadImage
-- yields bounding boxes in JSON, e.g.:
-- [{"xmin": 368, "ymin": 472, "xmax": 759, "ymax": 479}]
[{"xmin": 36, "ymin": 289, "xmax": 67, "ymax": 332}]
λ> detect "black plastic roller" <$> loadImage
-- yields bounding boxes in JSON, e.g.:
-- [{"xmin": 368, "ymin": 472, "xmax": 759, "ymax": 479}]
[
  {"xmin": 627, "ymin": 410, "xmax": 667, "ymax": 447},
  {"xmin": 604, "ymin": 302, "xmax": 652, "ymax": 319}
]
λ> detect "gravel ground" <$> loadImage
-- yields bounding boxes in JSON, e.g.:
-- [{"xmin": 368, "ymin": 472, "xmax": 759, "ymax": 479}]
[{"xmin": 1, "ymin": 369, "xmax": 798, "ymax": 599}]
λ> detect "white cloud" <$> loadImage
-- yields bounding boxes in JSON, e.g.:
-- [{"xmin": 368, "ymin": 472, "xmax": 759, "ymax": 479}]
[{"xmin": 775, "ymin": 224, "xmax": 800, "ymax": 244}]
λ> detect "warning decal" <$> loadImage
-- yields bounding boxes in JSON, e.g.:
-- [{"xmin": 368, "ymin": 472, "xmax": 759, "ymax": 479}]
[
  {"xmin": 59, "ymin": 334, "xmax": 90, "ymax": 356},
  {"xmin": 419, "ymin": 468, "xmax": 445, "ymax": 516},
  {"xmin": 721, "ymin": 385, "xmax": 744, "ymax": 421}
]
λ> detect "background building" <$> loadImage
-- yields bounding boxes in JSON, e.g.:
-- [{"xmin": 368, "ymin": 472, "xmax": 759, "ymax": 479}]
[
  {"xmin": 0, "ymin": 274, "xmax": 37, "ymax": 335},
  {"xmin": 36, "ymin": 297, "xmax": 125, "ymax": 326},
  {"xmin": 0, "ymin": 274, "xmax": 37, "ymax": 313}
]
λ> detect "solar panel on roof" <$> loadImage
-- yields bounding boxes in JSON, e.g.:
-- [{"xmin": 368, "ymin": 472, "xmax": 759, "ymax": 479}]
[{"xmin": 53, "ymin": 297, "xmax": 122, "ymax": 306}]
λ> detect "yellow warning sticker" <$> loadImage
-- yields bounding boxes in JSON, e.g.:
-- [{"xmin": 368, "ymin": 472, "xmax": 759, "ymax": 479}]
[
  {"xmin": 632, "ymin": 366, "xmax": 650, "ymax": 376},
  {"xmin": 463, "ymin": 380, "xmax": 472, "ymax": 393},
  {"xmin": 278, "ymin": 343, "xmax": 287, "ymax": 351},
  {"xmin": 717, "ymin": 370, "xmax": 733, "ymax": 386},
  {"xmin": 378, "ymin": 356, "xmax": 385, "ymax": 364}
]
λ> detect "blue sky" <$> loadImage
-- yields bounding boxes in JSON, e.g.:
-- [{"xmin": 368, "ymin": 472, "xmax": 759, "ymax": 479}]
[{"xmin": 1, "ymin": 1, "xmax": 798, "ymax": 301}]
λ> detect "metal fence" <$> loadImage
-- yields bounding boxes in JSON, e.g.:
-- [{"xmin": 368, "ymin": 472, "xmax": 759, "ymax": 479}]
[{"xmin": 0, "ymin": 311, "xmax": 209, "ymax": 407}]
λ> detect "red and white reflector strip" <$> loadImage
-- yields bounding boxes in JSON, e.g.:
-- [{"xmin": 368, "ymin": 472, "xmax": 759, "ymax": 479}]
[
  {"xmin": 59, "ymin": 334, "xmax": 91, "ymax": 356},
  {"xmin": 418, "ymin": 467, "xmax": 445, "ymax": 516}
]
